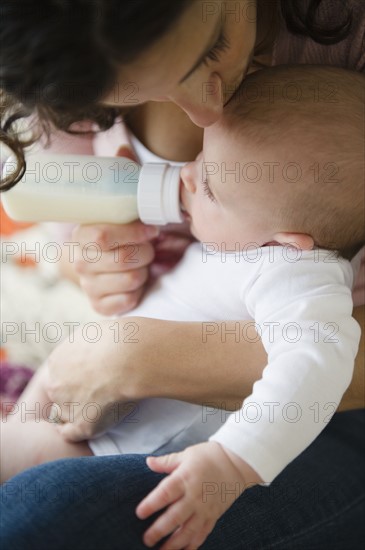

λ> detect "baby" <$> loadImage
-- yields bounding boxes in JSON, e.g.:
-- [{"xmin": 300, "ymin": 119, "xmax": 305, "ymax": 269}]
[{"xmin": 1, "ymin": 65, "xmax": 364, "ymax": 549}]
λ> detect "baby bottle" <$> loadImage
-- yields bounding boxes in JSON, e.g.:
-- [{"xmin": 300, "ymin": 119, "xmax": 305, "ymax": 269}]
[{"xmin": 1, "ymin": 153, "xmax": 184, "ymax": 225}]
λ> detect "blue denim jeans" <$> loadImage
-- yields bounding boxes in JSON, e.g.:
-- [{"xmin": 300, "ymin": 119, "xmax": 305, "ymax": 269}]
[{"xmin": 1, "ymin": 410, "xmax": 364, "ymax": 549}]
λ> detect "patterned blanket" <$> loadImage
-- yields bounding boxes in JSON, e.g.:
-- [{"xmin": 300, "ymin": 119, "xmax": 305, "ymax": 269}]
[{"xmin": 0, "ymin": 205, "xmax": 103, "ymax": 413}]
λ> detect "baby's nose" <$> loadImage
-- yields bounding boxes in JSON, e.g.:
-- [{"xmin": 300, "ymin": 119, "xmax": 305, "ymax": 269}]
[{"xmin": 181, "ymin": 162, "xmax": 197, "ymax": 194}]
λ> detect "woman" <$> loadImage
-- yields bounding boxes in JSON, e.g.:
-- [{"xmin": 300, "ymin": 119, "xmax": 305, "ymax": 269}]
[{"xmin": 1, "ymin": 1, "xmax": 364, "ymax": 548}]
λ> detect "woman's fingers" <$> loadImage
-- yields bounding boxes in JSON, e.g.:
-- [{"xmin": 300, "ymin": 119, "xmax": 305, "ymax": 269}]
[
  {"xmin": 72, "ymin": 221, "xmax": 159, "ymax": 250},
  {"xmin": 89, "ymin": 287, "xmax": 145, "ymax": 316},
  {"xmin": 71, "ymin": 222, "xmax": 158, "ymax": 308},
  {"xmin": 78, "ymin": 263, "xmax": 149, "ymax": 315},
  {"xmin": 75, "ymin": 242, "xmax": 155, "ymax": 274},
  {"xmin": 72, "ymin": 236, "xmax": 154, "ymax": 314},
  {"xmin": 56, "ymin": 421, "xmax": 90, "ymax": 443},
  {"xmin": 79, "ymin": 267, "xmax": 149, "ymax": 298}
]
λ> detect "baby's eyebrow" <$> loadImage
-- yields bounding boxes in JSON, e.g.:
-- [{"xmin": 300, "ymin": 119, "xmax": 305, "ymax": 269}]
[{"xmin": 179, "ymin": 19, "xmax": 221, "ymax": 84}]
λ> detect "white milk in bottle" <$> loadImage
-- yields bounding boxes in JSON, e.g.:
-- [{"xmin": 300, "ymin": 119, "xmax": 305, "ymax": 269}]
[{"xmin": 1, "ymin": 153, "xmax": 184, "ymax": 225}]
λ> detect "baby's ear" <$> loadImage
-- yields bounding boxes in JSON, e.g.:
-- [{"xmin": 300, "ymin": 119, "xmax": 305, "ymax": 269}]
[{"xmin": 273, "ymin": 232, "xmax": 314, "ymax": 250}]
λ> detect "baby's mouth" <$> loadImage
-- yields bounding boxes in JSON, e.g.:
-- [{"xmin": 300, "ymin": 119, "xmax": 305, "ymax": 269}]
[
  {"xmin": 180, "ymin": 203, "xmax": 191, "ymax": 223},
  {"xmin": 180, "ymin": 180, "xmax": 192, "ymax": 222}
]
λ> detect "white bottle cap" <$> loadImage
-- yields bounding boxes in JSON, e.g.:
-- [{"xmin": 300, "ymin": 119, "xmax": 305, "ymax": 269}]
[{"xmin": 137, "ymin": 163, "xmax": 184, "ymax": 225}]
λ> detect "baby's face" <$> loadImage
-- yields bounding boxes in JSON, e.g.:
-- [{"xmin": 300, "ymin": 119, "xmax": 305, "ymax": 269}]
[{"xmin": 180, "ymin": 121, "xmax": 275, "ymax": 248}]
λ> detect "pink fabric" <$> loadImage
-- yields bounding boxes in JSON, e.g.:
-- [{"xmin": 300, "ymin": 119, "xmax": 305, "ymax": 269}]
[
  {"xmin": 272, "ymin": 0, "xmax": 365, "ymax": 71},
  {"xmin": 0, "ymin": 362, "xmax": 34, "ymax": 416}
]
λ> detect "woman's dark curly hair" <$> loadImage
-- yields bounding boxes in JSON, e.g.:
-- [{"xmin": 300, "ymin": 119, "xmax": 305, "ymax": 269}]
[{"xmin": 0, "ymin": 0, "xmax": 354, "ymax": 190}]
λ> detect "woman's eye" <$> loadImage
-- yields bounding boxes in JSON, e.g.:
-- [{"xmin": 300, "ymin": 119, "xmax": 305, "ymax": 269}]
[
  {"xmin": 202, "ymin": 32, "xmax": 230, "ymax": 66},
  {"xmin": 202, "ymin": 179, "xmax": 216, "ymax": 203}
]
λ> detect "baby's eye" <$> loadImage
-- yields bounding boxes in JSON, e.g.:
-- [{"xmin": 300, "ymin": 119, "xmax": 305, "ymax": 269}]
[
  {"xmin": 201, "ymin": 32, "xmax": 230, "ymax": 67},
  {"xmin": 202, "ymin": 179, "xmax": 216, "ymax": 203}
]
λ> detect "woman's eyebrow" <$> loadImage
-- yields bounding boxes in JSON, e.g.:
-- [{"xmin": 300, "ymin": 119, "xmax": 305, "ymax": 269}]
[{"xmin": 179, "ymin": 19, "xmax": 222, "ymax": 84}]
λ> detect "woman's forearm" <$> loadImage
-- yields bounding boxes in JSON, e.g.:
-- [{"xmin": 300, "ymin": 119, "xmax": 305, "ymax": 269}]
[
  {"xmin": 128, "ymin": 308, "xmax": 364, "ymax": 412},
  {"xmin": 128, "ymin": 317, "xmax": 266, "ymax": 410},
  {"xmin": 44, "ymin": 310, "xmax": 363, "ymax": 441}
]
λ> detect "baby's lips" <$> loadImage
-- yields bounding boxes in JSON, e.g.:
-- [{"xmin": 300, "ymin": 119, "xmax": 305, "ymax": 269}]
[
  {"xmin": 181, "ymin": 209, "xmax": 191, "ymax": 223},
  {"xmin": 179, "ymin": 180, "xmax": 191, "ymax": 222}
]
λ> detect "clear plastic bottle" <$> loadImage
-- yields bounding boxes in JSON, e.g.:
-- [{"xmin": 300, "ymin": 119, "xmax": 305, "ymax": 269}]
[{"xmin": 1, "ymin": 153, "xmax": 184, "ymax": 225}]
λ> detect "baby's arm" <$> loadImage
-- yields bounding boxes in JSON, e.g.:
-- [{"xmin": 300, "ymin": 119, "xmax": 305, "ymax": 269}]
[
  {"xmin": 0, "ymin": 364, "xmax": 92, "ymax": 483},
  {"xmin": 209, "ymin": 249, "xmax": 360, "ymax": 481}
]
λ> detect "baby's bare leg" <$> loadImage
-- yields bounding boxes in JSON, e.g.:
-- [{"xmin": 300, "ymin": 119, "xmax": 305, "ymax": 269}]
[{"xmin": 0, "ymin": 364, "xmax": 92, "ymax": 483}]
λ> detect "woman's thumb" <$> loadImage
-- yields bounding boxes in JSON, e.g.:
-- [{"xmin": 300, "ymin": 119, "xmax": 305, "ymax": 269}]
[{"xmin": 56, "ymin": 422, "xmax": 85, "ymax": 443}]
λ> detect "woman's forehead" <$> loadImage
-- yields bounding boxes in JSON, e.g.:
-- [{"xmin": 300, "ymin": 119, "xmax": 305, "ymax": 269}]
[{"xmin": 101, "ymin": 2, "xmax": 221, "ymax": 104}]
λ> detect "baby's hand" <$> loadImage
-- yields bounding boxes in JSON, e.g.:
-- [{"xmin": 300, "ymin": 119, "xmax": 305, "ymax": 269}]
[{"xmin": 136, "ymin": 441, "xmax": 262, "ymax": 550}]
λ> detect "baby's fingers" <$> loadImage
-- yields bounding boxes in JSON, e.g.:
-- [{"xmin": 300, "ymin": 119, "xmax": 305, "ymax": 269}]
[
  {"xmin": 142, "ymin": 500, "xmax": 193, "ymax": 548},
  {"xmin": 146, "ymin": 453, "xmax": 181, "ymax": 474},
  {"xmin": 136, "ymin": 473, "xmax": 183, "ymax": 519},
  {"xmin": 159, "ymin": 516, "xmax": 213, "ymax": 550}
]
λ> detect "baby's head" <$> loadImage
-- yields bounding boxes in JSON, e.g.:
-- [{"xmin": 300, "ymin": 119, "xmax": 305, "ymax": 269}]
[{"xmin": 180, "ymin": 65, "xmax": 364, "ymax": 259}]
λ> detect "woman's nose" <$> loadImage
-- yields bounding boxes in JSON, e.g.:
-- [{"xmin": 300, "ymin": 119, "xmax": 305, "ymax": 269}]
[
  {"xmin": 181, "ymin": 162, "xmax": 197, "ymax": 194},
  {"xmin": 170, "ymin": 73, "xmax": 224, "ymax": 128}
]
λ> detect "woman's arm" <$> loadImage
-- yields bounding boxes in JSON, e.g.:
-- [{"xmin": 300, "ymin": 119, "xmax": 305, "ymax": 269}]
[
  {"xmin": 127, "ymin": 318, "xmax": 267, "ymax": 410},
  {"xmin": 46, "ymin": 308, "xmax": 363, "ymax": 441},
  {"xmin": 45, "ymin": 316, "xmax": 267, "ymax": 441},
  {"xmin": 130, "ymin": 310, "xmax": 364, "ymax": 412}
]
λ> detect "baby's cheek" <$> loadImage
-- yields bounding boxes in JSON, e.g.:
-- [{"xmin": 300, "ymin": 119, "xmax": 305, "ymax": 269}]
[
  {"xmin": 191, "ymin": 216, "xmax": 209, "ymax": 243},
  {"xmin": 198, "ymin": 217, "xmax": 221, "ymax": 244}
]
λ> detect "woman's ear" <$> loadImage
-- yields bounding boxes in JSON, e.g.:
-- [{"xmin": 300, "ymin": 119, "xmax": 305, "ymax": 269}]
[{"xmin": 273, "ymin": 232, "xmax": 314, "ymax": 250}]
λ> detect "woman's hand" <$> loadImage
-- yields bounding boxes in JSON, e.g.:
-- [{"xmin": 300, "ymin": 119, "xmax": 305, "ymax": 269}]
[
  {"xmin": 42, "ymin": 316, "xmax": 266, "ymax": 445},
  {"xmin": 70, "ymin": 145, "xmax": 156, "ymax": 316},
  {"xmin": 136, "ymin": 441, "xmax": 262, "ymax": 550},
  {"xmin": 72, "ymin": 222, "xmax": 194, "ymax": 315},
  {"xmin": 71, "ymin": 144, "xmax": 193, "ymax": 316},
  {"xmin": 72, "ymin": 221, "xmax": 159, "ymax": 315},
  {"xmin": 44, "ymin": 318, "xmax": 143, "ymax": 441},
  {"xmin": 43, "ymin": 316, "xmax": 262, "ymax": 443}
]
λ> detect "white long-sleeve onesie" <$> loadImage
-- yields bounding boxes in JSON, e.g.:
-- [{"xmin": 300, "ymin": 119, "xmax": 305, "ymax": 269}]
[{"xmin": 89, "ymin": 243, "xmax": 360, "ymax": 483}]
